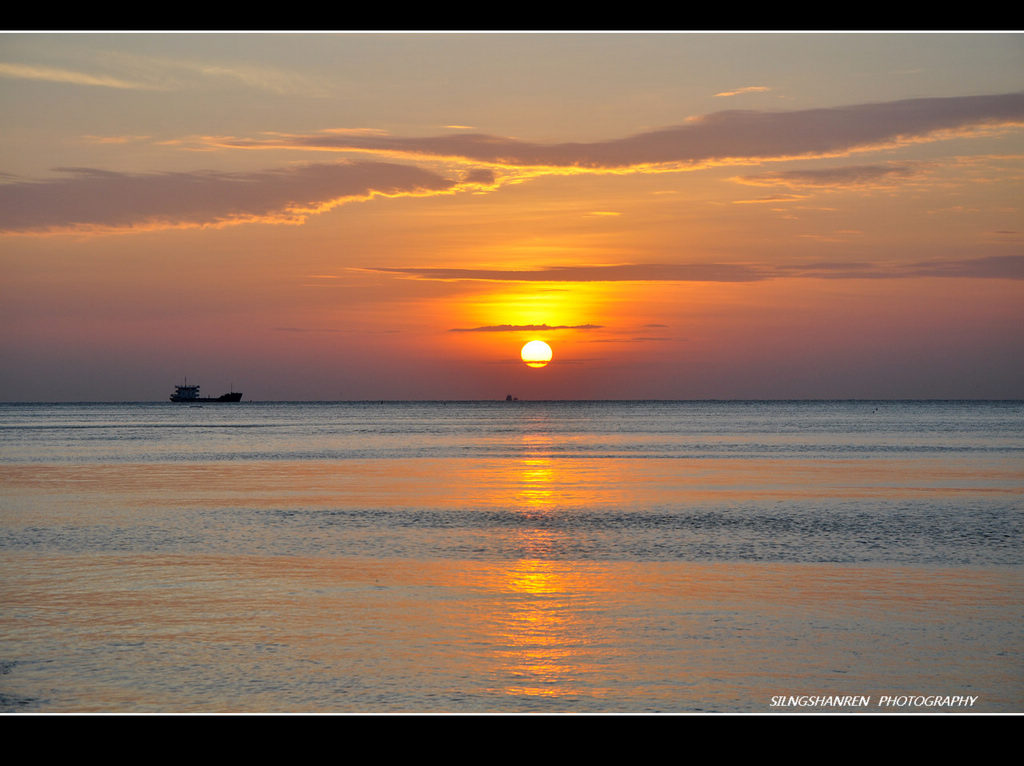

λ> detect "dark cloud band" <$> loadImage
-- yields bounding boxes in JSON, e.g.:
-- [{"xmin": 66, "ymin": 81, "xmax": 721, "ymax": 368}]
[
  {"xmin": 0, "ymin": 161, "xmax": 457, "ymax": 233},
  {"xmin": 449, "ymin": 324, "xmax": 603, "ymax": 332},
  {"xmin": 373, "ymin": 263, "xmax": 767, "ymax": 283},
  {"xmin": 228, "ymin": 92, "xmax": 1024, "ymax": 168},
  {"xmin": 374, "ymin": 255, "xmax": 1024, "ymax": 284}
]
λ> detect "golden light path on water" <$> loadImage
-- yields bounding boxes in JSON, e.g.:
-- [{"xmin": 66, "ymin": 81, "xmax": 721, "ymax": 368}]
[{"xmin": 492, "ymin": 431, "xmax": 591, "ymax": 700}]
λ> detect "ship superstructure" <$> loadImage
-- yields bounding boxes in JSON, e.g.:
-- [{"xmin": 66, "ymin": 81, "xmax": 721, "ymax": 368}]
[{"xmin": 169, "ymin": 382, "xmax": 242, "ymax": 402}]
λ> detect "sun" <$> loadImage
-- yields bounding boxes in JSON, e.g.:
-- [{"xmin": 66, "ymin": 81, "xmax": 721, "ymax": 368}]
[{"xmin": 521, "ymin": 340, "xmax": 553, "ymax": 368}]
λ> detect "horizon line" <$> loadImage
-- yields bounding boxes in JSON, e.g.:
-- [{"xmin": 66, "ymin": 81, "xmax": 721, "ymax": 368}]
[{"xmin": 3, "ymin": 398, "xmax": 1022, "ymax": 405}]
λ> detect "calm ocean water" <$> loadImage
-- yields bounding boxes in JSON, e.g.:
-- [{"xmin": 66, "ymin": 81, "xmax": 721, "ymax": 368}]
[{"xmin": 1, "ymin": 400, "xmax": 1021, "ymax": 713}]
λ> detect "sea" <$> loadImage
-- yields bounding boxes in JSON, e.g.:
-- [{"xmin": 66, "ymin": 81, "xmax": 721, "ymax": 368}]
[{"xmin": 1, "ymin": 400, "xmax": 1021, "ymax": 714}]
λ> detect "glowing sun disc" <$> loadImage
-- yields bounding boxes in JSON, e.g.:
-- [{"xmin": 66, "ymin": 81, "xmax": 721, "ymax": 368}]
[{"xmin": 521, "ymin": 340, "xmax": 553, "ymax": 368}]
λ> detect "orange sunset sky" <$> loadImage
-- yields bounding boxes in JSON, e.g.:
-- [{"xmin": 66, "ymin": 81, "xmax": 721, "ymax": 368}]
[{"xmin": 1, "ymin": 32, "xmax": 1022, "ymax": 401}]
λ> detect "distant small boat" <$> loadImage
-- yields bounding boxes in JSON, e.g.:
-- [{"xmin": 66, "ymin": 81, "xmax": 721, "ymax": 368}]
[{"xmin": 169, "ymin": 383, "xmax": 242, "ymax": 403}]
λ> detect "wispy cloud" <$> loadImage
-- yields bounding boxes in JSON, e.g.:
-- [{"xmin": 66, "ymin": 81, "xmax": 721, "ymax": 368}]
[
  {"xmin": 0, "ymin": 161, "xmax": 467, "ymax": 234},
  {"xmin": 210, "ymin": 92, "xmax": 1024, "ymax": 169},
  {"xmin": 0, "ymin": 62, "xmax": 161, "ymax": 90},
  {"xmin": 714, "ymin": 85, "xmax": 771, "ymax": 98},
  {"xmin": 773, "ymin": 254, "xmax": 1024, "ymax": 280},
  {"xmin": 0, "ymin": 53, "xmax": 330, "ymax": 96},
  {"xmin": 181, "ymin": 59, "xmax": 328, "ymax": 96},
  {"xmin": 733, "ymin": 162, "xmax": 924, "ymax": 188},
  {"xmin": 82, "ymin": 134, "xmax": 154, "ymax": 145},
  {"xmin": 590, "ymin": 336, "xmax": 673, "ymax": 343},
  {"xmin": 731, "ymin": 193, "xmax": 809, "ymax": 204},
  {"xmin": 320, "ymin": 128, "xmax": 391, "ymax": 136}
]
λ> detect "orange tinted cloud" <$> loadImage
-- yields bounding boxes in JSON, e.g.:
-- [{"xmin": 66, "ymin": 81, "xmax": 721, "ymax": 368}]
[
  {"xmin": 7, "ymin": 92, "xmax": 1019, "ymax": 236},
  {"xmin": 714, "ymin": 85, "xmax": 771, "ymax": 97}
]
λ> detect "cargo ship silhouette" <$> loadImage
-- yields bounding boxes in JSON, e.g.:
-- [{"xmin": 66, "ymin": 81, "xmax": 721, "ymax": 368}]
[{"xmin": 169, "ymin": 382, "xmax": 242, "ymax": 402}]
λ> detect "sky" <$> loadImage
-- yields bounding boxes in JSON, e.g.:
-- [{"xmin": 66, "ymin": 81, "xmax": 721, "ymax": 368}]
[{"xmin": 1, "ymin": 31, "xmax": 1022, "ymax": 401}]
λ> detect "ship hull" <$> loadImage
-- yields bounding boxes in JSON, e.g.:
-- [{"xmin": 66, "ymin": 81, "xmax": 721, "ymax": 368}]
[{"xmin": 170, "ymin": 392, "xmax": 243, "ymax": 403}]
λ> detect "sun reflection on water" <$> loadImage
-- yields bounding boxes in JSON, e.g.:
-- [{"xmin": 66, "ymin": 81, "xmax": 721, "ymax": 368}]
[
  {"xmin": 515, "ymin": 432, "xmax": 557, "ymax": 511},
  {"xmin": 486, "ymin": 556, "xmax": 602, "ymax": 701},
  {"xmin": 481, "ymin": 430, "xmax": 607, "ymax": 701}
]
